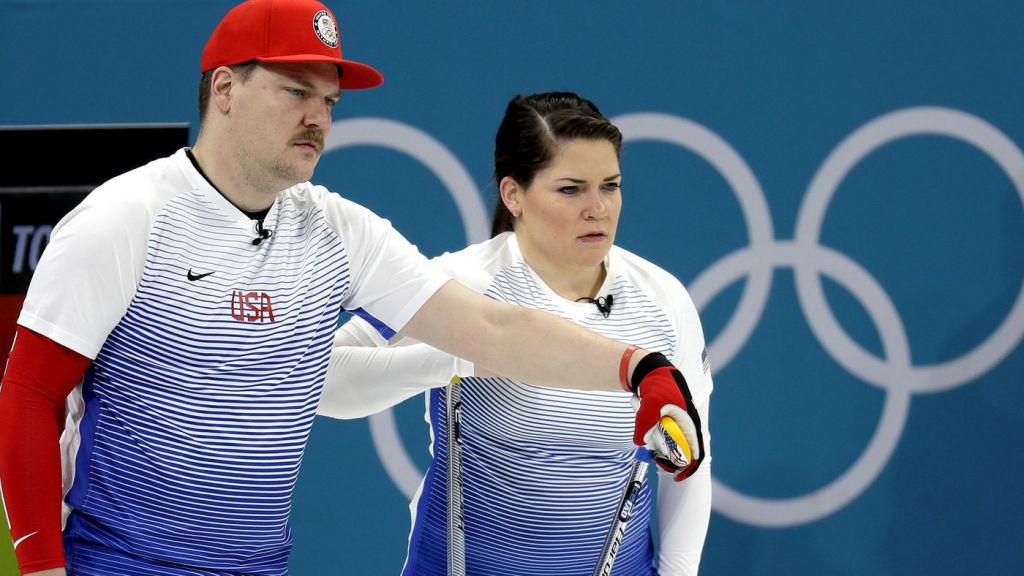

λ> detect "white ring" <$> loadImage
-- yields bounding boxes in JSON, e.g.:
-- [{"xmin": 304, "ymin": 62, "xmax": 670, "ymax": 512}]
[
  {"xmin": 613, "ymin": 113, "xmax": 775, "ymax": 369},
  {"xmin": 795, "ymin": 107, "xmax": 1024, "ymax": 393},
  {"xmin": 706, "ymin": 242, "xmax": 912, "ymax": 526},
  {"xmin": 324, "ymin": 118, "xmax": 488, "ymax": 499},
  {"xmin": 325, "ymin": 118, "xmax": 489, "ymax": 245}
]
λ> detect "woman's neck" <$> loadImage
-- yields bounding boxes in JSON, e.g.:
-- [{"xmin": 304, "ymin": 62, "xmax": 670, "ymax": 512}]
[{"xmin": 516, "ymin": 236, "xmax": 607, "ymax": 301}]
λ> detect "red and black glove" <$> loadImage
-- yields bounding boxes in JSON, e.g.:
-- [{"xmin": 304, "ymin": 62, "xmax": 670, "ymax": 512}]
[{"xmin": 630, "ymin": 352, "xmax": 705, "ymax": 481}]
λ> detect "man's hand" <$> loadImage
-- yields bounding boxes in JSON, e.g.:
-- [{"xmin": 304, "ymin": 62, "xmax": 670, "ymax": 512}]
[{"xmin": 630, "ymin": 352, "xmax": 705, "ymax": 481}]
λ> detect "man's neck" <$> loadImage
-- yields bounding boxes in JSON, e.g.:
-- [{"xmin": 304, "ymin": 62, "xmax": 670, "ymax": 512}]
[{"xmin": 191, "ymin": 141, "xmax": 278, "ymax": 212}]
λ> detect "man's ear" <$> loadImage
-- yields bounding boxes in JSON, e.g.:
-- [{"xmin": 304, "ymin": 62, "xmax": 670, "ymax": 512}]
[{"xmin": 209, "ymin": 66, "xmax": 238, "ymax": 114}]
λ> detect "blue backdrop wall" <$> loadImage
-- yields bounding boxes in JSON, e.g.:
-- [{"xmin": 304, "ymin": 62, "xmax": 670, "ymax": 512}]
[{"xmin": 1, "ymin": 1, "xmax": 1022, "ymax": 574}]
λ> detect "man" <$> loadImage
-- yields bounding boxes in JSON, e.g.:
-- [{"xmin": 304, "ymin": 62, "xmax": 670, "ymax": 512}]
[{"xmin": 0, "ymin": 1, "xmax": 705, "ymax": 574}]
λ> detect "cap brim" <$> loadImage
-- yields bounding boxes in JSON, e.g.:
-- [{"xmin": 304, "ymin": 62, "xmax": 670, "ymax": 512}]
[
  {"xmin": 337, "ymin": 59, "xmax": 384, "ymax": 90},
  {"xmin": 256, "ymin": 55, "xmax": 383, "ymax": 89}
]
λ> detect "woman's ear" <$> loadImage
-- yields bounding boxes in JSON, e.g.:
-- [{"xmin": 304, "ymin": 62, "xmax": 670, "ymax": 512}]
[{"xmin": 499, "ymin": 176, "xmax": 522, "ymax": 218}]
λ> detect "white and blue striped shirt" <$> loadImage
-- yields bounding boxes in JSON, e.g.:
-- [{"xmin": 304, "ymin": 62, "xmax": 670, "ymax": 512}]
[
  {"xmin": 396, "ymin": 233, "xmax": 712, "ymax": 576},
  {"xmin": 19, "ymin": 149, "xmax": 448, "ymax": 575}
]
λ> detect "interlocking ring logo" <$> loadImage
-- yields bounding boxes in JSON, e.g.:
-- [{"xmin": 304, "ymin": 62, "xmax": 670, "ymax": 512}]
[{"xmin": 324, "ymin": 107, "xmax": 1024, "ymax": 527}]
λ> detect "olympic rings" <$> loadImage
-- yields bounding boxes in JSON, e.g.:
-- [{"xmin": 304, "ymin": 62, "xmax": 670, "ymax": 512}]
[
  {"xmin": 323, "ymin": 107, "xmax": 1024, "ymax": 527},
  {"xmin": 795, "ymin": 107, "xmax": 1024, "ymax": 395}
]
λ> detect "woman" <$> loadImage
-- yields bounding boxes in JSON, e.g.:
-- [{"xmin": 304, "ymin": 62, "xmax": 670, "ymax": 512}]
[{"xmin": 321, "ymin": 92, "xmax": 712, "ymax": 575}]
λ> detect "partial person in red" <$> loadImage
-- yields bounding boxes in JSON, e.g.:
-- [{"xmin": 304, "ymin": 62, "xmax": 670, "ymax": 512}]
[{"xmin": 0, "ymin": 1, "xmax": 704, "ymax": 575}]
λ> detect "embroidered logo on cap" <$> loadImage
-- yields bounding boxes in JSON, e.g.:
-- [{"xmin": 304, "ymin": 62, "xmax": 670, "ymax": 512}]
[{"xmin": 312, "ymin": 10, "xmax": 339, "ymax": 48}]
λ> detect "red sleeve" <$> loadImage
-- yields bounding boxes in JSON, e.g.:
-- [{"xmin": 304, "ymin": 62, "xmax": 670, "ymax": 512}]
[{"xmin": 0, "ymin": 326, "xmax": 91, "ymax": 574}]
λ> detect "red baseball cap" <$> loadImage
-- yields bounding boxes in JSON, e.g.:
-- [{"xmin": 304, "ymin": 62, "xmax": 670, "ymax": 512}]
[{"xmin": 201, "ymin": 0, "xmax": 383, "ymax": 89}]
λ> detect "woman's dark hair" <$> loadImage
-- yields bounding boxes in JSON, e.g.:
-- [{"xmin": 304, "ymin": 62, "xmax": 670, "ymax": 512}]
[{"xmin": 491, "ymin": 91, "xmax": 623, "ymax": 237}]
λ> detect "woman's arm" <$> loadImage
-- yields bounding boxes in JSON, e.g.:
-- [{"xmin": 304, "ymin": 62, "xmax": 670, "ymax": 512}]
[
  {"xmin": 656, "ymin": 398, "xmax": 712, "ymax": 575},
  {"xmin": 317, "ymin": 316, "xmax": 473, "ymax": 419}
]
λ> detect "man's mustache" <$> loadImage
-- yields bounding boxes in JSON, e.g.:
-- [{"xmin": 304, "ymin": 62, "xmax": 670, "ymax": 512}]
[{"xmin": 291, "ymin": 130, "xmax": 325, "ymax": 149}]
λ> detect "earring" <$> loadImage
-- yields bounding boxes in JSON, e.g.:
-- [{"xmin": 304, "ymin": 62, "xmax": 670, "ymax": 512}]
[{"xmin": 511, "ymin": 209, "xmax": 519, "ymax": 218}]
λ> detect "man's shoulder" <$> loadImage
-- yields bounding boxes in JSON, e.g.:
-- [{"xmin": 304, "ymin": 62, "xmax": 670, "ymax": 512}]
[
  {"xmin": 66, "ymin": 152, "xmax": 188, "ymax": 230},
  {"xmin": 88, "ymin": 152, "xmax": 188, "ymax": 207},
  {"xmin": 281, "ymin": 182, "xmax": 368, "ymax": 216}
]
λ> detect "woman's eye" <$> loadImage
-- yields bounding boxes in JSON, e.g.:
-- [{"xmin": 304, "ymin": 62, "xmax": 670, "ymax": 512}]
[
  {"xmin": 559, "ymin": 186, "xmax": 579, "ymax": 195},
  {"xmin": 604, "ymin": 182, "xmax": 622, "ymax": 192}
]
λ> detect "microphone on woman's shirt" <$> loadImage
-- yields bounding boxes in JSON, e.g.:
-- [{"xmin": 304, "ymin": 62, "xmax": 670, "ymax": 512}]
[
  {"xmin": 576, "ymin": 294, "xmax": 613, "ymax": 318},
  {"xmin": 252, "ymin": 220, "xmax": 273, "ymax": 246}
]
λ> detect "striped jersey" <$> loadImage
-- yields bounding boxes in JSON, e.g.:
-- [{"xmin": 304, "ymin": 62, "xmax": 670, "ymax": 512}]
[
  {"xmin": 17, "ymin": 149, "xmax": 448, "ymax": 575},
  {"xmin": 402, "ymin": 233, "xmax": 712, "ymax": 576}
]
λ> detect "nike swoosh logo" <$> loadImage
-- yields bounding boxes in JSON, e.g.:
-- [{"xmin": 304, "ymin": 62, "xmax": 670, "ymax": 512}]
[
  {"xmin": 187, "ymin": 268, "xmax": 215, "ymax": 282},
  {"xmin": 13, "ymin": 531, "xmax": 37, "ymax": 549}
]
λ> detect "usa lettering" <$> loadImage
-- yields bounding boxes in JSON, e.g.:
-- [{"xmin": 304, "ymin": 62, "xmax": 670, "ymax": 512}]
[{"xmin": 230, "ymin": 290, "xmax": 276, "ymax": 322}]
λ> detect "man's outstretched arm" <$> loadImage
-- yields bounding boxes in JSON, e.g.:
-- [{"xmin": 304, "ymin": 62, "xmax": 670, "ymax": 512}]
[
  {"xmin": 400, "ymin": 280, "xmax": 635, "ymax": 393},
  {"xmin": 398, "ymin": 279, "xmax": 706, "ymax": 477}
]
